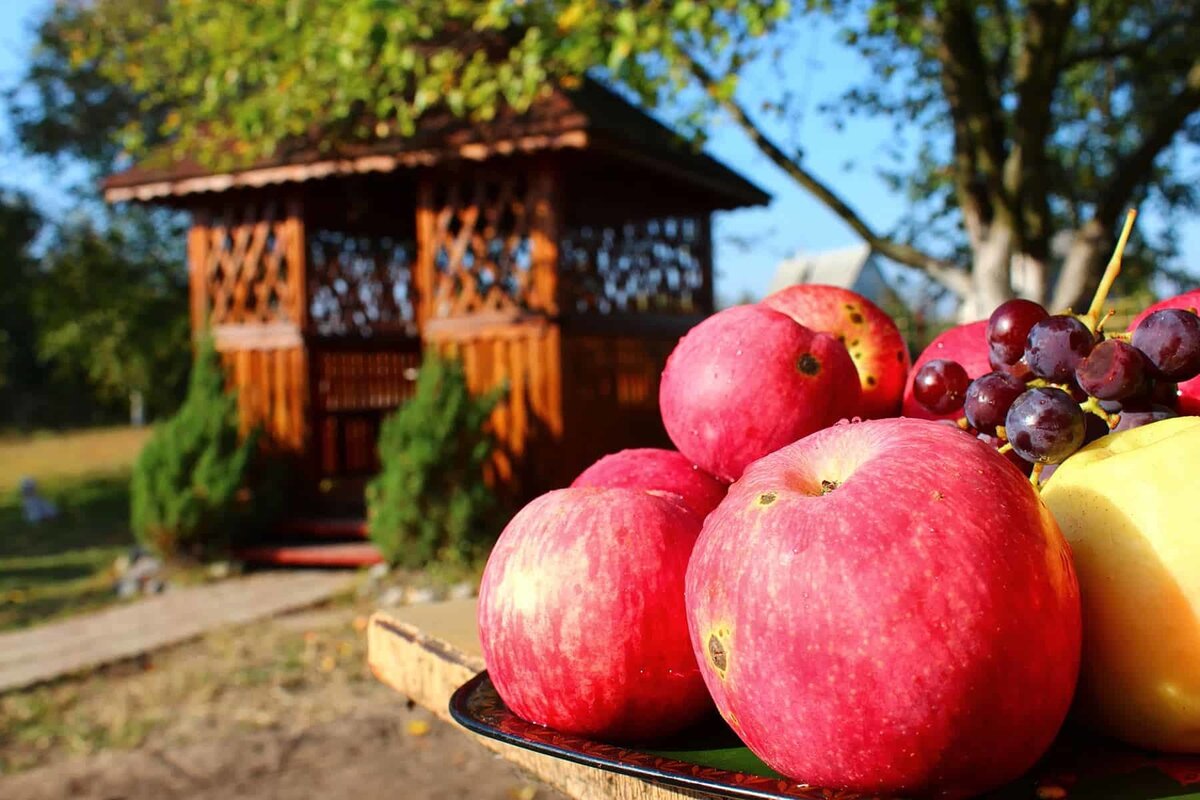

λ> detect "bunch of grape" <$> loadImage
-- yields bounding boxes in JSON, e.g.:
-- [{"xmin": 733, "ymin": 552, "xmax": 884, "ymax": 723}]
[{"xmin": 913, "ymin": 299, "xmax": 1200, "ymax": 476}]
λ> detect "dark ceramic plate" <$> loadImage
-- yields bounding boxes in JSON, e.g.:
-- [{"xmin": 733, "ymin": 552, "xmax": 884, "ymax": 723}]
[{"xmin": 449, "ymin": 671, "xmax": 1200, "ymax": 800}]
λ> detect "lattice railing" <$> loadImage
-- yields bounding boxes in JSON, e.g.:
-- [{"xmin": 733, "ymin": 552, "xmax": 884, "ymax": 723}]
[
  {"xmin": 308, "ymin": 230, "xmax": 417, "ymax": 337},
  {"xmin": 559, "ymin": 216, "xmax": 710, "ymax": 316},
  {"xmin": 427, "ymin": 174, "xmax": 549, "ymax": 317},
  {"xmin": 202, "ymin": 203, "xmax": 299, "ymax": 325}
]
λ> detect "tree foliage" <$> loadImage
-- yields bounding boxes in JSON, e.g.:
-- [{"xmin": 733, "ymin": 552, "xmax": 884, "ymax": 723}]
[
  {"xmin": 35, "ymin": 0, "xmax": 1200, "ymax": 315},
  {"xmin": 130, "ymin": 337, "xmax": 257, "ymax": 560},
  {"xmin": 34, "ymin": 210, "xmax": 190, "ymax": 418},
  {"xmin": 366, "ymin": 354, "xmax": 505, "ymax": 568},
  {"xmin": 3, "ymin": 1, "xmax": 190, "ymax": 428}
]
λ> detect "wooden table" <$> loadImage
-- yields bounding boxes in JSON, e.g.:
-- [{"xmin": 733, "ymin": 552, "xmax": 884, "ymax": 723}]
[{"xmin": 368, "ymin": 600, "xmax": 716, "ymax": 800}]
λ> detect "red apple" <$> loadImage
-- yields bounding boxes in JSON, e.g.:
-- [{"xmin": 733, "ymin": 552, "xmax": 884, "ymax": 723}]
[
  {"xmin": 478, "ymin": 487, "xmax": 710, "ymax": 743},
  {"xmin": 660, "ymin": 304, "xmax": 861, "ymax": 481},
  {"xmin": 686, "ymin": 418, "xmax": 1081, "ymax": 798},
  {"xmin": 1129, "ymin": 289, "xmax": 1200, "ymax": 414},
  {"xmin": 763, "ymin": 285, "xmax": 912, "ymax": 418},
  {"xmin": 902, "ymin": 320, "xmax": 991, "ymax": 420},
  {"xmin": 571, "ymin": 448, "xmax": 727, "ymax": 518}
]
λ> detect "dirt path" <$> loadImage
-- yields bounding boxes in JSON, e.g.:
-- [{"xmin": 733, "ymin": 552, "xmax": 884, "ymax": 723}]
[
  {"xmin": 0, "ymin": 601, "xmax": 562, "ymax": 800},
  {"xmin": 1, "ymin": 704, "xmax": 552, "ymax": 800}
]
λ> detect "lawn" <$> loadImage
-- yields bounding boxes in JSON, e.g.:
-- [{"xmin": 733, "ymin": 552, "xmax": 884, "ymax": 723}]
[{"xmin": 0, "ymin": 427, "xmax": 151, "ymax": 632}]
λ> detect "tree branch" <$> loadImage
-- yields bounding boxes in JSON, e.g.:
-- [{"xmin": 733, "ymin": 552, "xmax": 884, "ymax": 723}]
[
  {"xmin": 1096, "ymin": 60, "xmax": 1200, "ymax": 224},
  {"xmin": 683, "ymin": 56, "xmax": 972, "ymax": 299},
  {"xmin": 1062, "ymin": 13, "xmax": 1190, "ymax": 70},
  {"xmin": 932, "ymin": 0, "xmax": 1010, "ymax": 209}
]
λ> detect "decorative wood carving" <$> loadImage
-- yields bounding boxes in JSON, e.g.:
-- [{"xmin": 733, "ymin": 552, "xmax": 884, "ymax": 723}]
[
  {"xmin": 559, "ymin": 216, "xmax": 710, "ymax": 316},
  {"xmin": 427, "ymin": 171, "xmax": 557, "ymax": 318},
  {"xmin": 201, "ymin": 202, "xmax": 300, "ymax": 325}
]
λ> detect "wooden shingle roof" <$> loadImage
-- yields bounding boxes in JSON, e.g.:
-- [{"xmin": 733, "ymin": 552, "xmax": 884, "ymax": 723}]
[{"xmin": 102, "ymin": 79, "xmax": 770, "ymax": 211}]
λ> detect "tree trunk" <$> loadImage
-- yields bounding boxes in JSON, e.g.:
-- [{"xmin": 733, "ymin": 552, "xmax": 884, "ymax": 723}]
[
  {"xmin": 1050, "ymin": 219, "xmax": 1109, "ymax": 313},
  {"xmin": 960, "ymin": 223, "xmax": 1015, "ymax": 322},
  {"xmin": 1010, "ymin": 252, "xmax": 1048, "ymax": 305}
]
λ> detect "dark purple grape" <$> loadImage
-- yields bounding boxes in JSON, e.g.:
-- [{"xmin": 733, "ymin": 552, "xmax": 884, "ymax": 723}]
[
  {"xmin": 989, "ymin": 344, "xmax": 1034, "ymax": 382},
  {"xmin": 1083, "ymin": 412, "xmax": 1111, "ymax": 444},
  {"xmin": 913, "ymin": 359, "xmax": 970, "ymax": 414},
  {"xmin": 1152, "ymin": 381, "xmax": 1181, "ymax": 409},
  {"xmin": 964, "ymin": 372, "xmax": 1026, "ymax": 435},
  {"xmin": 1121, "ymin": 379, "xmax": 1179, "ymax": 411},
  {"xmin": 1112, "ymin": 405, "xmax": 1177, "ymax": 433},
  {"xmin": 1098, "ymin": 398, "xmax": 1123, "ymax": 413},
  {"xmin": 988, "ymin": 299, "xmax": 1049, "ymax": 365},
  {"xmin": 1004, "ymin": 387, "xmax": 1087, "ymax": 464},
  {"xmin": 1131, "ymin": 309, "xmax": 1200, "ymax": 381},
  {"xmin": 1075, "ymin": 339, "xmax": 1148, "ymax": 401},
  {"xmin": 1025, "ymin": 315, "xmax": 1096, "ymax": 382}
]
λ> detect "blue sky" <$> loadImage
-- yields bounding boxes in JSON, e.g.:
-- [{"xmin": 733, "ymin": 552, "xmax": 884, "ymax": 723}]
[{"xmin": 0, "ymin": 0, "xmax": 1196, "ymax": 305}]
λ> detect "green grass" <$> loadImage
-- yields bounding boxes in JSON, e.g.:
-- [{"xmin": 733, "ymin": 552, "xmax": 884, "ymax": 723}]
[
  {"xmin": 0, "ymin": 427, "xmax": 152, "ymax": 632},
  {"xmin": 0, "ymin": 473, "xmax": 135, "ymax": 631}
]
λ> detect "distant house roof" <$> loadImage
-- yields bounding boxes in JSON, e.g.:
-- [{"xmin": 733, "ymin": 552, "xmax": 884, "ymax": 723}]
[
  {"xmin": 102, "ymin": 79, "xmax": 770, "ymax": 211},
  {"xmin": 768, "ymin": 244, "xmax": 875, "ymax": 296}
]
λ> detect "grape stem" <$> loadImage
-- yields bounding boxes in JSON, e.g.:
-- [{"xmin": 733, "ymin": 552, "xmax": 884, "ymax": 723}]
[
  {"xmin": 1030, "ymin": 462, "xmax": 1045, "ymax": 487},
  {"xmin": 1084, "ymin": 209, "xmax": 1138, "ymax": 333},
  {"xmin": 1079, "ymin": 396, "xmax": 1120, "ymax": 428}
]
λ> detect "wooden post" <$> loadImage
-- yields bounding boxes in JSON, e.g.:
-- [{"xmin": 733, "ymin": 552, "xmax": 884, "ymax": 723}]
[
  {"xmin": 414, "ymin": 175, "xmax": 438, "ymax": 329},
  {"xmin": 285, "ymin": 195, "xmax": 308, "ymax": 331},
  {"xmin": 187, "ymin": 210, "xmax": 212, "ymax": 336},
  {"xmin": 529, "ymin": 162, "xmax": 560, "ymax": 315},
  {"xmin": 696, "ymin": 213, "xmax": 715, "ymax": 315}
]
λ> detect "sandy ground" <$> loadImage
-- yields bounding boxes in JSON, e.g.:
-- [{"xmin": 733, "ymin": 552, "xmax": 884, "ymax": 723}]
[{"xmin": 0, "ymin": 604, "xmax": 561, "ymax": 800}]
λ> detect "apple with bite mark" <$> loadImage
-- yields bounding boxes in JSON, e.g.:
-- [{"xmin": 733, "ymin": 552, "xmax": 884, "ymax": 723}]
[
  {"xmin": 1129, "ymin": 289, "xmax": 1200, "ymax": 414},
  {"xmin": 686, "ymin": 417, "xmax": 1081, "ymax": 798},
  {"xmin": 571, "ymin": 448, "xmax": 727, "ymax": 518},
  {"xmin": 660, "ymin": 304, "xmax": 861, "ymax": 482},
  {"xmin": 478, "ymin": 487, "xmax": 711, "ymax": 743},
  {"xmin": 902, "ymin": 320, "xmax": 991, "ymax": 420},
  {"xmin": 763, "ymin": 285, "xmax": 912, "ymax": 419}
]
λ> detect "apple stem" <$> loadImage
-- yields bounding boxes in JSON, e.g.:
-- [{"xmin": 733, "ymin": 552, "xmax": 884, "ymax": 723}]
[
  {"xmin": 1084, "ymin": 209, "xmax": 1138, "ymax": 333},
  {"xmin": 1030, "ymin": 462, "xmax": 1045, "ymax": 488}
]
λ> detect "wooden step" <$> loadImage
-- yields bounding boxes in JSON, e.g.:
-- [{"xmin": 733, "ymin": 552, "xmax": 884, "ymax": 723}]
[
  {"xmin": 234, "ymin": 541, "xmax": 384, "ymax": 567},
  {"xmin": 273, "ymin": 516, "xmax": 368, "ymax": 540}
]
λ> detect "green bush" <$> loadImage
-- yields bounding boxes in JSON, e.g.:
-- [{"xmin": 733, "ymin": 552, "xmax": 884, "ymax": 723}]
[
  {"xmin": 130, "ymin": 337, "xmax": 257, "ymax": 559},
  {"xmin": 366, "ymin": 354, "xmax": 505, "ymax": 568}
]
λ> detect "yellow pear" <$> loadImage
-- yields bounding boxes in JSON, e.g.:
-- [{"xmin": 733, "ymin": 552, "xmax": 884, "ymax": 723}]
[{"xmin": 1041, "ymin": 415, "xmax": 1200, "ymax": 752}]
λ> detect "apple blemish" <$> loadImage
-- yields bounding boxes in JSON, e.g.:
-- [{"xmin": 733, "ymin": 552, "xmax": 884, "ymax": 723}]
[
  {"xmin": 706, "ymin": 629, "xmax": 731, "ymax": 678},
  {"xmin": 796, "ymin": 353, "xmax": 821, "ymax": 375}
]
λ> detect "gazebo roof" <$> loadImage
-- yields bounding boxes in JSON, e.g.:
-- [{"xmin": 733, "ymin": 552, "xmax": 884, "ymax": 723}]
[{"xmin": 102, "ymin": 79, "xmax": 770, "ymax": 211}]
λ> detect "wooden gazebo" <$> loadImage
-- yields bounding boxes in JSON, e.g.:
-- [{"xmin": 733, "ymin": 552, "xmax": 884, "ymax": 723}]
[{"xmin": 103, "ymin": 80, "xmax": 768, "ymax": 506}]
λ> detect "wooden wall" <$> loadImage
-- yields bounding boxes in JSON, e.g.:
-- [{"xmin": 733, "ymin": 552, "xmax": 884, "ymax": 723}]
[
  {"xmin": 189, "ymin": 198, "xmax": 312, "ymax": 463},
  {"xmin": 425, "ymin": 319, "xmax": 562, "ymax": 498},
  {"xmin": 181, "ymin": 156, "xmax": 715, "ymax": 504},
  {"xmin": 218, "ymin": 345, "xmax": 308, "ymax": 452}
]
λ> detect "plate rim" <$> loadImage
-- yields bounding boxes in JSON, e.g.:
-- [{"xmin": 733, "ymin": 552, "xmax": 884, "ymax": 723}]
[{"xmin": 448, "ymin": 669, "xmax": 840, "ymax": 800}]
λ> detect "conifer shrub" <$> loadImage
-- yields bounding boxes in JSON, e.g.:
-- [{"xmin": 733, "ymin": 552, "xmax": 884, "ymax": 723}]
[
  {"xmin": 366, "ymin": 353, "xmax": 505, "ymax": 568},
  {"xmin": 130, "ymin": 337, "xmax": 257, "ymax": 559}
]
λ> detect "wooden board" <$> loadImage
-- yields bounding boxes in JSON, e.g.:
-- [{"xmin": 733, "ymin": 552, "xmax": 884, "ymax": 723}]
[{"xmin": 367, "ymin": 602, "xmax": 716, "ymax": 800}]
